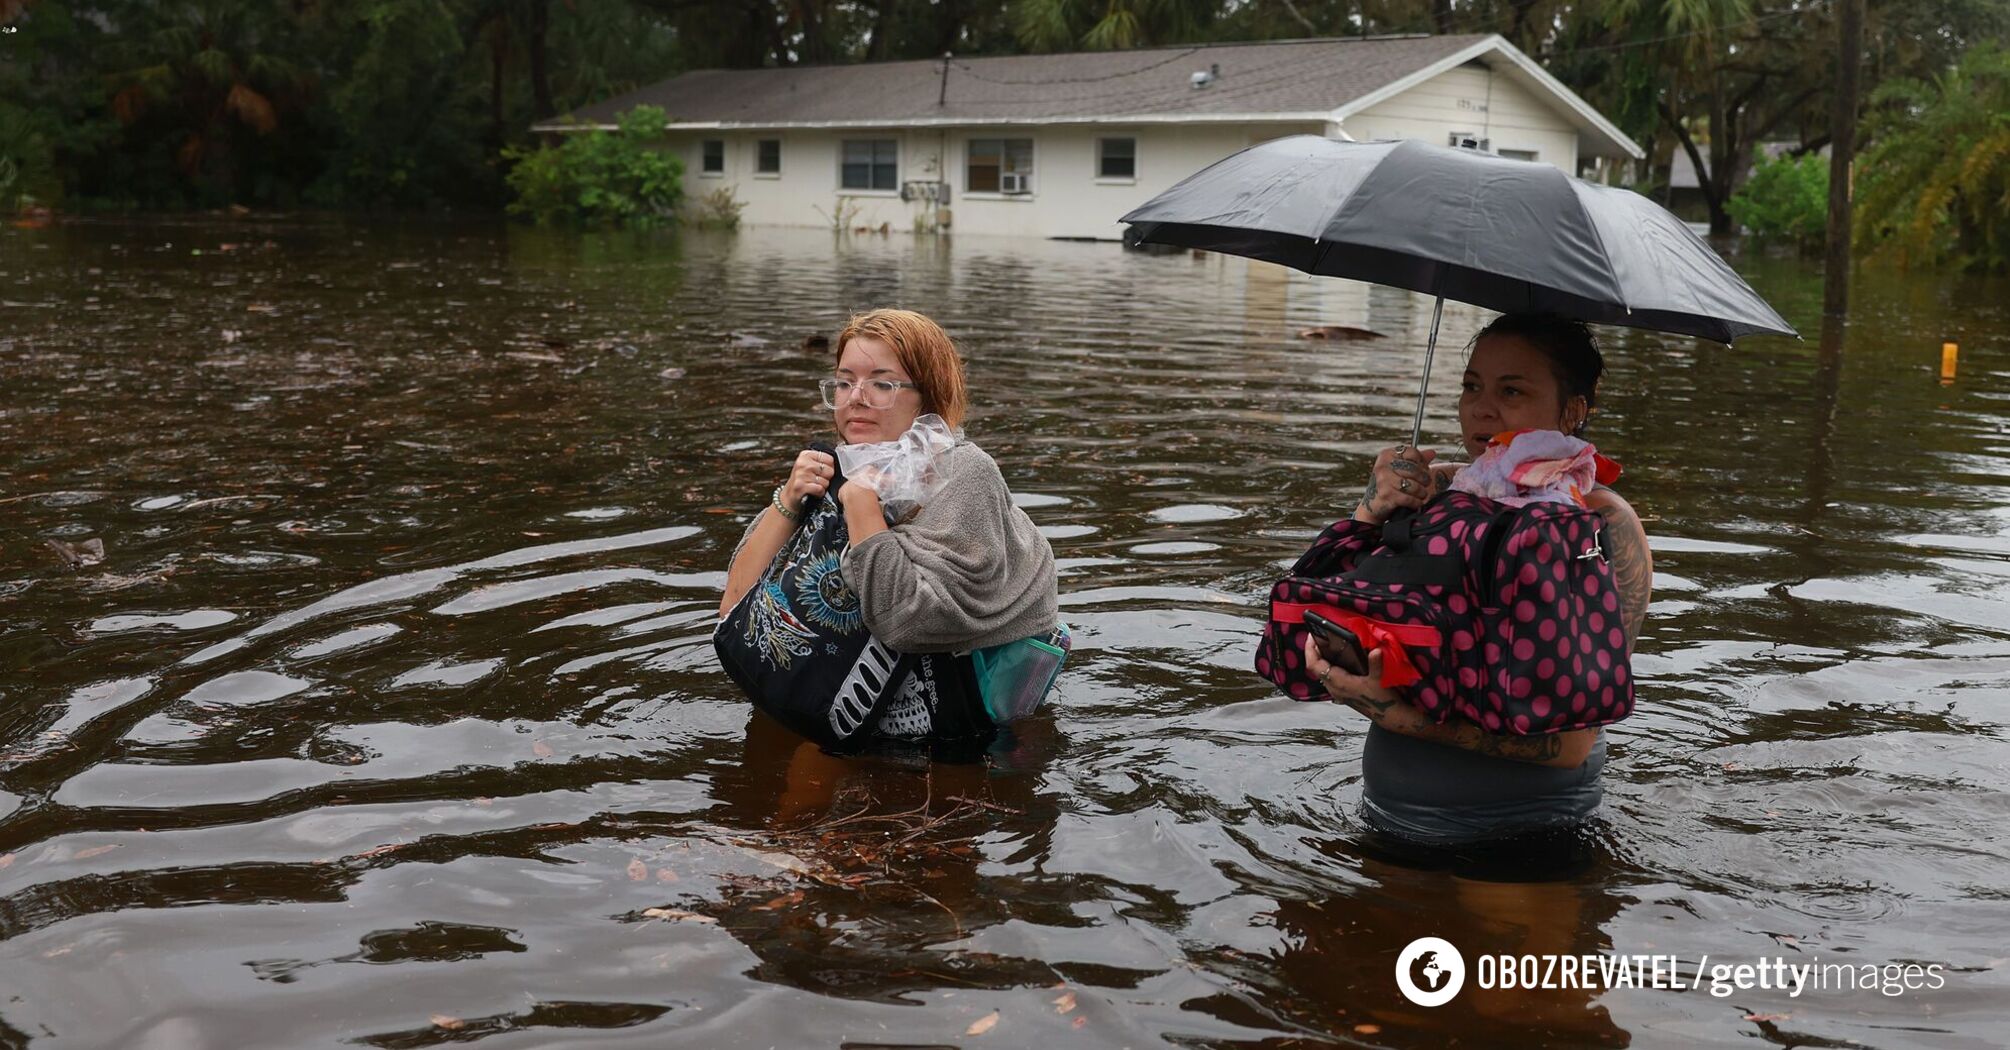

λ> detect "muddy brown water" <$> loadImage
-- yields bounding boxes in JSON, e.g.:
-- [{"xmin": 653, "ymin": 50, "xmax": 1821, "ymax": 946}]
[{"xmin": 2, "ymin": 219, "xmax": 2007, "ymax": 1048}]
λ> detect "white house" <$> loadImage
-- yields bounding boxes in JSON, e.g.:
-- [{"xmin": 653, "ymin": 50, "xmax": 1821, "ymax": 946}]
[{"xmin": 537, "ymin": 34, "xmax": 1643, "ymax": 240}]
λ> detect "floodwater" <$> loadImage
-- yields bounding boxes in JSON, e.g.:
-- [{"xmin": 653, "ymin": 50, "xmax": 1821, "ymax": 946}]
[{"xmin": 2, "ymin": 219, "xmax": 2006, "ymax": 1049}]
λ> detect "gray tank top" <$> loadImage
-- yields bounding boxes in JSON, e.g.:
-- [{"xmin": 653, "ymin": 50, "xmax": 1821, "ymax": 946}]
[{"xmin": 1360, "ymin": 723, "xmax": 1606, "ymax": 846}]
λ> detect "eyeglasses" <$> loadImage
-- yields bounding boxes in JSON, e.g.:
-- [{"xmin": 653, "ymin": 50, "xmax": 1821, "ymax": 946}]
[{"xmin": 818, "ymin": 377, "xmax": 917, "ymax": 410}]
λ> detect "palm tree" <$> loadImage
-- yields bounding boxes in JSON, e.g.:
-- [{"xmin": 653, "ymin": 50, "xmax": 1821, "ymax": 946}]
[
  {"xmin": 1854, "ymin": 44, "xmax": 2010, "ymax": 272},
  {"xmin": 106, "ymin": 1, "xmax": 312, "ymax": 196},
  {"xmin": 1010, "ymin": 0, "xmax": 1219, "ymax": 53}
]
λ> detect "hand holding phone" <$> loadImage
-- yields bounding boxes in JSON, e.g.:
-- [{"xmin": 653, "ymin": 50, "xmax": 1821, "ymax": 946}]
[{"xmin": 1301, "ymin": 611, "xmax": 1370, "ymax": 677}]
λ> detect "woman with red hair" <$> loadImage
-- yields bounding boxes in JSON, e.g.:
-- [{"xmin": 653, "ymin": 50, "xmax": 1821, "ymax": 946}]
[{"xmin": 720, "ymin": 308, "xmax": 1059, "ymax": 749}]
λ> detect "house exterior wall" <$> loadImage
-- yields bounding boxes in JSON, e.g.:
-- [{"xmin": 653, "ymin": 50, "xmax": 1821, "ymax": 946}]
[
  {"xmin": 1343, "ymin": 62, "xmax": 1580, "ymax": 173},
  {"xmin": 666, "ymin": 62, "xmax": 1587, "ymax": 238},
  {"xmin": 670, "ymin": 122, "xmax": 1322, "ymax": 240}
]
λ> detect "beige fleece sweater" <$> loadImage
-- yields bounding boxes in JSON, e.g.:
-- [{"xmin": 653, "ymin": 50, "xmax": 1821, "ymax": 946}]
[{"xmin": 840, "ymin": 442, "xmax": 1058, "ymax": 653}]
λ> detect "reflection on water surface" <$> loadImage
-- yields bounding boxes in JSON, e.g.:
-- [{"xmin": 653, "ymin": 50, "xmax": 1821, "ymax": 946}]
[{"xmin": 3, "ymin": 220, "xmax": 2008, "ymax": 1047}]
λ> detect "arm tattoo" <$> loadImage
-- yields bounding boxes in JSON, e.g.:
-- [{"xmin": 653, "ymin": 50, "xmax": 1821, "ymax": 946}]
[
  {"xmin": 1338, "ymin": 689, "xmax": 1402, "ymax": 720},
  {"xmin": 1595, "ymin": 505, "xmax": 1653, "ymax": 649},
  {"xmin": 1471, "ymin": 730, "xmax": 1564, "ymax": 763},
  {"xmin": 1361, "ymin": 472, "xmax": 1379, "ymax": 513},
  {"xmin": 1375, "ymin": 700, "xmax": 1571, "ymax": 765}
]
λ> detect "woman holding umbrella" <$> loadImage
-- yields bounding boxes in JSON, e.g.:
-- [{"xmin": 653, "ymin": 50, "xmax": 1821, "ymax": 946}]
[
  {"xmin": 1125, "ymin": 135, "xmax": 1792, "ymax": 846},
  {"xmin": 1299, "ymin": 313, "xmax": 1653, "ymax": 845}
]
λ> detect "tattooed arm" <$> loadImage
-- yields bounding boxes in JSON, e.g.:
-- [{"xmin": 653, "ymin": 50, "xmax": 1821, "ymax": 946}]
[
  {"xmin": 1301, "ymin": 636, "xmax": 1596, "ymax": 768},
  {"xmin": 1583, "ymin": 487, "xmax": 1653, "ymax": 651}
]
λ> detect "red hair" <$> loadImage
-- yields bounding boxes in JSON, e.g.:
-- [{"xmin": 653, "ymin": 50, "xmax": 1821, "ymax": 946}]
[{"xmin": 832, "ymin": 308, "xmax": 969, "ymax": 429}]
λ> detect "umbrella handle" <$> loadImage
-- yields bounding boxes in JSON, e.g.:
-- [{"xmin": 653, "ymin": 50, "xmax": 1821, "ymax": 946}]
[{"xmin": 1409, "ymin": 293, "xmax": 1446, "ymax": 449}]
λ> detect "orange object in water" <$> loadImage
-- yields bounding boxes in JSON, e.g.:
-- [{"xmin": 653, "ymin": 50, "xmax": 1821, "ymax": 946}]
[{"xmin": 1941, "ymin": 342, "xmax": 1959, "ymax": 384}]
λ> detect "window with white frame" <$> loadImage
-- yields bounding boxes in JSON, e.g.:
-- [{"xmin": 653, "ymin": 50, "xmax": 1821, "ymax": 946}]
[
  {"xmin": 756, "ymin": 138, "xmax": 781, "ymax": 175},
  {"xmin": 701, "ymin": 139, "xmax": 724, "ymax": 175},
  {"xmin": 1097, "ymin": 137, "xmax": 1136, "ymax": 180},
  {"xmin": 967, "ymin": 138, "xmax": 1034, "ymax": 194},
  {"xmin": 1499, "ymin": 148, "xmax": 1538, "ymax": 162},
  {"xmin": 840, "ymin": 139, "xmax": 898, "ymax": 191}
]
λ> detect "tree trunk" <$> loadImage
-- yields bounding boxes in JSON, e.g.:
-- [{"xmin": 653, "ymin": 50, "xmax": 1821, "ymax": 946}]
[
  {"xmin": 1661, "ymin": 102, "xmax": 1723, "ymax": 228},
  {"xmin": 1509, "ymin": 0, "xmax": 1541, "ymax": 51},
  {"xmin": 528, "ymin": 0, "xmax": 554, "ymax": 120},
  {"xmin": 1705, "ymin": 82, "xmax": 1735, "ymax": 235},
  {"xmin": 1823, "ymin": 0, "xmax": 1863, "ymax": 318},
  {"xmin": 932, "ymin": 0, "xmax": 965, "ymax": 54},
  {"xmin": 868, "ymin": 0, "xmax": 898, "ymax": 60},
  {"xmin": 795, "ymin": 1, "xmax": 829, "ymax": 65},
  {"xmin": 489, "ymin": 30, "xmax": 507, "ymax": 147},
  {"xmin": 1433, "ymin": 0, "xmax": 1454, "ymax": 35}
]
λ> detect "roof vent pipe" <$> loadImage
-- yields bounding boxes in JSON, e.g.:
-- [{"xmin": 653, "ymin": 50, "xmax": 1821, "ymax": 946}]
[{"xmin": 1191, "ymin": 64, "xmax": 1218, "ymax": 89}]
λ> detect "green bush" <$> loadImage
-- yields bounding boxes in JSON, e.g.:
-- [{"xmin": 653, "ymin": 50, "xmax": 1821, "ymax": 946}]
[
  {"xmin": 0, "ymin": 103, "xmax": 61, "ymax": 211},
  {"xmin": 1727, "ymin": 152, "xmax": 1829, "ymax": 243},
  {"xmin": 504, "ymin": 106, "xmax": 683, "ymax": 228}
]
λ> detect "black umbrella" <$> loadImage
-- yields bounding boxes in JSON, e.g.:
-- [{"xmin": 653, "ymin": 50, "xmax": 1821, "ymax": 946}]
[{"xmin": 1121, "ymin": 135, "xmax": 1797, "ymax": 445}]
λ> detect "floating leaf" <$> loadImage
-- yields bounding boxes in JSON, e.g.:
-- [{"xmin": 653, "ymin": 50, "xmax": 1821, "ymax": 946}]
[
  {"xmin": 430, "ymin": 1015, "xmax": 465, "ymax": 1030},
  {"xmin": 626, "ymin": 858, "xmax": 648, "ymax": 881},
  {"xmin": 73, "ymin": 845, "xmax": 120, "ymax": 860},
  {"xmin": 1353, "ymin": 1023, "xmax": 1381, "ymax": 1035},
  {"xmin": 640, "ymin": 908, "xmax": 715, "ymax": 924},
  {"xmin": 965, "ymin": 1011, "xmax": 999, "ymax": 1036},
  {"xmin": 1052, "ymin": 991, "xmax": 1077, "ymax": 1014},
  {"xmin": 656, "ymin": 868, "xmax": 679, "ymax": 883},
  {"xmin": 532, "ymin": 740, "xmax": 554, "ymax": 758}
]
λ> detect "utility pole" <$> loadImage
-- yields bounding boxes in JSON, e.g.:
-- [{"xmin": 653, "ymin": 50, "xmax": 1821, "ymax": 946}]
[{"xmin": 1822, "ymin": 0, "xmax": 1864, "ymax": 319}]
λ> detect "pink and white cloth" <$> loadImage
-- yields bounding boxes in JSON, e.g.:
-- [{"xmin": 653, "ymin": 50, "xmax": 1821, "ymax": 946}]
[{"xmin": 1448, "ymin": 428, "xmax": 1622, "ymax": 508}]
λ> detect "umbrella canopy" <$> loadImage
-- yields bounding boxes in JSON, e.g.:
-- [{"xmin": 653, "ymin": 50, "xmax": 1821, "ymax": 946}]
[{"xmin": 1121, "ymin": 135, "xmax": 1796, "ymax": 344}]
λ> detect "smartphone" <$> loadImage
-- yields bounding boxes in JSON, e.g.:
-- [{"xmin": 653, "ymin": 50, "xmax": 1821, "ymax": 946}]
[{"xmin": 1301, "ymin": 611, "xmax": 1369, "ymax": 676}]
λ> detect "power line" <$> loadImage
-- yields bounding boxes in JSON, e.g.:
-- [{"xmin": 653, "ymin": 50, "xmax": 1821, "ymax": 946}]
[
  {"xmin": 1567, "ymin": 8, "xmax": 1811, "ymax": 53},
  {"xmin": 949, "ymin": 46, "xmax": 1206, "ymax": 86},
  {"xmin": 942, "ymin": 43, "xmax": 1359, "ymax": 110},
  {"xmin": 1375, "ymin": 4, "xmax": 1817, "ymax": 56}
]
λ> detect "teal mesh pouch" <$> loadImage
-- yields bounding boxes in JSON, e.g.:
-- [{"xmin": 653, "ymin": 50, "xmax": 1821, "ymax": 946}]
[{"xmin": 971, "ymin": 624, "xmax": 1070, "ymax": 724}]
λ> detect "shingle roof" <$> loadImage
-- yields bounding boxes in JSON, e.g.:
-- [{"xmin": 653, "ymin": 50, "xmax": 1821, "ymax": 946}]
[{"xmin": 549, "ymin": 35, "xmax": 1492, "ymax": 128}]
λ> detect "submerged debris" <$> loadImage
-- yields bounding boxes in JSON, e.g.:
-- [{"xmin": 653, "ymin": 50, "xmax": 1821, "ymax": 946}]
[
  {"xmin": 45, "ymin": 537, "xmax": 106, "ymax": 569},
  {"xmin": 1297, "ymin": 325, "xmax": 1384, "ymax": 341}
]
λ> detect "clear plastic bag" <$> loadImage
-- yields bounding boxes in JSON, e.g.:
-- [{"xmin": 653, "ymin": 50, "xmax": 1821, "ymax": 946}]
[{"xmin": 836, "ymin": 413, "xmax": 961, "ymax": 522}]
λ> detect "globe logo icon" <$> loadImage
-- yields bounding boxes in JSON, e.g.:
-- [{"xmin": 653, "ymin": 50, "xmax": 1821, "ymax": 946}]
[
  {"xmin": 1411, "ymin": 951, "xmax": 1452, "ymax": 992},
  {"xmin": 1395, "ymin": 937, "xmax": 1466, "ymax": 1007}
]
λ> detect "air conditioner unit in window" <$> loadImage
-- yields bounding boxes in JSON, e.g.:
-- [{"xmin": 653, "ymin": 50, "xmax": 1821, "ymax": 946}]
[
  {"xmin": 1448, "ymin": 132, "xmax": 1491, "ymax": 153},
  {"xmin": 999, "ymin": 173, "xmax": 1029, "ymax": 194}
]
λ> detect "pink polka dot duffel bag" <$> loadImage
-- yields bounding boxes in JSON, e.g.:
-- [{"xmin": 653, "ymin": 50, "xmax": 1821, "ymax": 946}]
[{"xmin": 1255, "ymin": 491, "xmax": 1634, "ymax": 735}]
